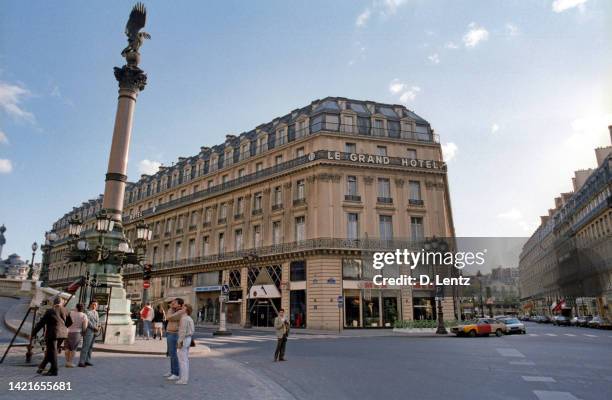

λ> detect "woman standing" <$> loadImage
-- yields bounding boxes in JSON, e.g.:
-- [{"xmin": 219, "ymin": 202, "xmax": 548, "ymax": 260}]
[
  {"xmin": 153, "ymin": 304, "xmax": 166, "ymax": 340},
  {"xmin": 65, "ymin": 303, "xmax": 88, "ymax": 368},
  {"xmin": 176, "ymin": 303, "xmax": 195, "ymax": 385}
]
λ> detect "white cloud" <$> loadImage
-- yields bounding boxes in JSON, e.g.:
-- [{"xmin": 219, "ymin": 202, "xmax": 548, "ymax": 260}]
[
  {"xmin": 462, "ymin": 23, "xmax": 489, "ymax": 48},
  {"xmin": 505, "ymin": 23, "xmax": 519, "ymax": 36},
  {"xmin": 0, "ymin": 130, "xmax": 7, "ymax": 144},
  {"xmin": 399, "ymin": 87, "xmax": 421, "ymax": 103},
  {"xmin": 445, "ymin": 41, "xmax": 459, "ymax": 49},
  {"xmin": 388, "ymin": 79, "xmax": 405, "ymax": 95},
  {"xmin": 0, "ymin": 159, "xmax": 13, "ymax": 174},
  {"xmin": 563, "ymin": 113, "xmax": 612, "ymax": 168},
  {"xmin": 355, "ymin": 9, "xmax": 371, "ymax": 27},
  {"xmin": 0, "ymin": 81, "xmax": 34, "ymax": 122},
  {"xmin": 138, "ymin": 159, "xmax": 162, "ymax": 175},
  {"xmin": 552, "ymin": 0, "xmax": 587, "ymax": 13},
  {"xmin": 381, "ymin": 0, "xmax": 407, "ymax": 15},
  {"xmin": 441, "ymin": 142, "xmax": 458, "ymax": 162},
  {"xmin": 428, "ymin": 53, "xmax": 440, "ymax": 64},
  {"xmin": 491, "ymin": 123, "xmax": 500, "ymax": 134}
]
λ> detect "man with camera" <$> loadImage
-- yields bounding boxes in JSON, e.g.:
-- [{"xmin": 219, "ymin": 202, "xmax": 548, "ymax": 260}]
[{"xmin": 78, "ymin": 300, "xmax": 100, "ymax": 367}]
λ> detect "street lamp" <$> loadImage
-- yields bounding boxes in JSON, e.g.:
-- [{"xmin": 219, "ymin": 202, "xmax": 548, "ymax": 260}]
[
  {"xmin": 425, "ymin": 237, "xmax": 449, "ymax": 335},
  {"xmin": 27, "ymin": 241, "xmax": 38, "ymax": 280},
  {"xmin": 476, "ymin": 270, "xmax": 484, "ymax": 318},
  {"xmin": 68, "ymin": 216, "xmax": 83, "ymax": 238},
  {"xmin": 96, "ymin": 210, "xmax": 114, "ymax": 233},
  {"xmin": 134, "ymin": 220, "xmax": 153, "ymax": 305}
]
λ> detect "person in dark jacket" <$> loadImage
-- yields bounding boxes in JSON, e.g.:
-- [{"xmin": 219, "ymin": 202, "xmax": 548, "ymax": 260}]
[{"xmin": 31, "ymin": 296, "xmax": 69, "ymax": 376}]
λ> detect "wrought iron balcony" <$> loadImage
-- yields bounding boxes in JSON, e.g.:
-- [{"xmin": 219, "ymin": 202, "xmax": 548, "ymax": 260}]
[
  {"xmin": 409, "ymin": 199, "xmax": 424, "ymax": 206},
  {"xmin": 272, "ymin": 203, "xmax": 284, "ymax": 211},
  {"xmin": 293, "ymin": 198, "xmax": 307, "ymax": 207},
  {"xmin": 377, "ymin": 197, "xmax": 393, "ymax": 204},
  {"xmin": 217, "ymin": 218, "xmax": 227, "ymax": 225},
  {"xmin": 344, "ymin": 195, "xmax": 361, "ymax": 202},
  {"xmin": 203, "ymin": 221, "xmax": 212, "ymax": 228},
  {"xmin": 252, "ymin": 208, "xmax": 263, "ymax": 216},
  {"xmin": 234, "ymin": 213, "xmax": 244, "ymax": 220}
]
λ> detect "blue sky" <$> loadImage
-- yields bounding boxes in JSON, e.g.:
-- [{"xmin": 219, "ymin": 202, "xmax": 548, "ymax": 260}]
[{"xmin": 0, "ymin": 0, "xmax": 610, "ymax": 260}]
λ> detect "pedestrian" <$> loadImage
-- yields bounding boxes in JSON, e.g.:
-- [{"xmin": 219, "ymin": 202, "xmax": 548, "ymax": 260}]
[
  {"xmin": 273, "ymin": 308, "xmax": 289, "ymax": 362},
  {"xmin": 31, "ymin": 296, "xmax": 69, "ymax": 376},
  {"xmin": 140, "ymin": 301, "xmax": 154, "ymax": 340},
  {"xmin": 78, "ymin": 300, "xmax": 100, "ymax": 367},
  {"xmin": 176, "ymin": 303, "xmax": 195, "ymax": 385},
  {"xmin": 164, "ymin": 298, "xmax": 185, "ymax": 381},
  {"xmin": 153, "ymin": 304, "xmax": 166, "ymax": 340},
  {"xmin": 65, "ymin": 303, "xmax": 88, "ymax": 368}
]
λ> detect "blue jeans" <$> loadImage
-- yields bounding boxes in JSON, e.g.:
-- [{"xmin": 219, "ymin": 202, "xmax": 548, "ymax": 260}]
[
  {"xmin": 166, "ymin": 332, "xmax": 179, "ymax": 376},
  {"xmin": 79, "ymin": 329, "xmax": 95, "ymax": 364},
  {"xmin": 143, "ymin": 320, "xmax": 152, "ymax": 338}
]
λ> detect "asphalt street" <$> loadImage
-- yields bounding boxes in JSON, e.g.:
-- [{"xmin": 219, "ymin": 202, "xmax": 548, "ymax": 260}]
[{"xmin": 1, "ymin": 293, "xmax": 611, "ymax": 400}]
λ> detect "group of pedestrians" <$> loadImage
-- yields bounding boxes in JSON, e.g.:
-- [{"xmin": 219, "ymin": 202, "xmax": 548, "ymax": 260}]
[
  {"xmin": 139, "ymin": 302, "xmax": 166, "ymax": 339},
  {"xmin": 31, "ymin": 297, "xmax": 100, "ymax": 376}
]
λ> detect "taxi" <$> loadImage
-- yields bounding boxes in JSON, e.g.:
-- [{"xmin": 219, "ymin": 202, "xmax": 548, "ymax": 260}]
[{"xmin": 451, "ymin": 318, "xmax": 507, "ymax": 337}]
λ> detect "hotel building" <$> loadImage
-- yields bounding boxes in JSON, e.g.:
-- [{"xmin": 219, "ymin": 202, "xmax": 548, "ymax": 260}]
[
  {"xmin": 519, "ymin": 127, "xmax": 612, "ymax": 318},
  {"xmin": 46, "ymin": 97, "xmax": 456, "ymax": 330}
]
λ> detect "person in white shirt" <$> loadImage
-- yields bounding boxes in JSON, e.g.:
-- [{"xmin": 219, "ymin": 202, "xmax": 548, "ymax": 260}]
[
  {"xmin": 176, "ymin": 303, "xmax": 195, "ymax": 385},
  {"xmin": 65, "ymin": 303, "xmax": 88, "ymax": 368}
]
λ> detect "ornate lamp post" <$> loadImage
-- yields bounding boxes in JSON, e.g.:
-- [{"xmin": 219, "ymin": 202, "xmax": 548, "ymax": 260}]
[
  {"xmin": 40, "ymin": 230, "xmax": 58, "ymax": 287},
  {"xmin": 27, "ymin": 242, "xmax": 38, "ymax": 280},
  {"xmin": 134, "ymin": 221, "xmax": 152, "ymax": 304},
  {"xmin": 61, "ymin": 3, "xmax": 151, "ymax": 345},
  {"xmin": 424, "ymin": 237, "xmax": 449, "ymax": 334}
]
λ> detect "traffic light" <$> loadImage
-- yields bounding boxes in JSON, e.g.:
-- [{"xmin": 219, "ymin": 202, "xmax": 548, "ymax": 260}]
[{"xmin": 143, "ymin": 264, "xmax": 152, "ymax": 281}]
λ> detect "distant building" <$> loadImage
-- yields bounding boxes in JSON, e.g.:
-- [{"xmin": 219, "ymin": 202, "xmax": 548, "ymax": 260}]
[
  {"xmin": 519, "ymin": 126, "xmax": 612, "ymax": 318},
  {"xmin": 462, "ymin": 267, "xmax": 520, "ymax": 317},
  {"xmin": 0, "ymin": 226, "xmax": 41, "ymax": 281}
]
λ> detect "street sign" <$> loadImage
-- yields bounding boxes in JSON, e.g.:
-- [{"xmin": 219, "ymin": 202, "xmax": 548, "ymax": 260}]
[
  {"xmin": 143, "ymin": 280, "xmax": 150, "ymax": 289},
  {"xmin": 337, "ymin": 295, "xmax": 344, "ymax": 308},
  {"xmin": 221, "ymin": 284, "xmax": 230, "ymax": 295},
  {"xmin": 219, "ymin": 294, "xmax": 229, "ymax": 302}
]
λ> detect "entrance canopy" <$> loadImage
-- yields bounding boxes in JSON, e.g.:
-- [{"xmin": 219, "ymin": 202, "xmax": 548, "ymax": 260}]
[{"xmin": 248, "ymin": 284, "xmax": 281, "ymax": 299}]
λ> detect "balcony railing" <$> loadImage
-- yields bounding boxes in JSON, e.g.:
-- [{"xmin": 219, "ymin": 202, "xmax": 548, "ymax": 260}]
[
  {"xmin": 217, "ymin": 218, "xmax": 227, "ymax": 225},
  {"xmin": 377, "ymin": 197, "xmax": 393, "ymax": 204},
  {"xmin": 293, "ymin": 198, "xmax": 306, "ymax": 207},
  {"xmin": 252, "ymin": 208, "xmax": 263, "ymax": 216},
  {"xmin": 272, "ymin": 203, "xmax": 284, "ymax": 211},
  {"xmin": 234, "ymin": 213, "xmax": 244, "ymax": 220},
  {"xmin": 344, "ymin": 195, "xmax": 361, "ymax": 202},
  {"xmin": 203, "ymin": 221, "xmax": 211, "ymax": 228},
  {"xmin": 409, "ymin": 199, "xmax": 424, "ymax": 206},
  {"xmin": 121, "ymin": 237, "xmax": 428, "ymax": 275}
]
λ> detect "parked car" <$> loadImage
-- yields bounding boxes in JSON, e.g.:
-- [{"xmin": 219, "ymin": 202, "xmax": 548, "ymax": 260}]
[
  {"xmin": 553, "ymin": 315, "xmax": 571, "ymax": 326},
  {"xmin": 497, "ymin": 317, "xmax": 526, "ymax": 334},
  {"xmin": 576, "ymin": 316, "xmax": 593, "ymax": 327},
  {"xmin": 570, "ymin": 316, "xmax": 580, "ymax": 326},
  {"xmin": 588, "ymin": 316, "xmax": 612, "ymax": 330},
  {"xmin": 451, "ymin": 318, "xmax": 507, "ymax": 337}
]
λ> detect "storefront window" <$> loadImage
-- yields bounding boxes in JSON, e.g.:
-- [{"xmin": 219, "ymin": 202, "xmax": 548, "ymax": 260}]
[
  {"xmin": 290, "ymin": 290, "xmax": 306, "ymax": 328},
  {"xmin": 362, "ymin": 291, "xmax": 380, "ymax": 327},
  {"xmin": 345, "ymin": 294, "xmax": 361, "ymax": 328},
  {"xmin": 413, "ymin": 296, "xmax": 436, "ymax": 320},
  {"xmin": 342, "ymin": 259, "xmax": 362, "ymax": 280},
  {"xmin": 290, "ymin": 260, "xmax": 306, "ymax": 281}
]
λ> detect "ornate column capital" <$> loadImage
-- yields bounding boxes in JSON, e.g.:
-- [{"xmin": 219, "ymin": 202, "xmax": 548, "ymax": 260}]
[
  {"xmin": 395, "ymin": 178, "xmax": 405, "ymax": 188},
  {"xmin": 114, "ymin": 65, "xmax": 147, "ymax": 92},
  {"xmin": 363, "ymin": 176, "xmax": 374, "ymax": 185}
]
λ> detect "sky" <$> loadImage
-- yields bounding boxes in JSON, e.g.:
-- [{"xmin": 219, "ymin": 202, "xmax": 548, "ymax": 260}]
[{"xmin": 0, "ymin": 0, "xmax": 611, "ymax": 261}]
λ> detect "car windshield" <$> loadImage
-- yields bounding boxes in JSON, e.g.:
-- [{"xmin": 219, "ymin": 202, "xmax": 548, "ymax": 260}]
[{"xmin": 504, "ymin": 319, "xmax": 520, "ymax": 324}]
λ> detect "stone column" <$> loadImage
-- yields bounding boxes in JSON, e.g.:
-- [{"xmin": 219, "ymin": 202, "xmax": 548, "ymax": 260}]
[{"xmin": 102, "ymin": 66, "xmax": 147, "ymax": 222}]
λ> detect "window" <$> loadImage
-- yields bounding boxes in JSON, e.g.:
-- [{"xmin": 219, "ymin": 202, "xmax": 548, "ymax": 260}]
[
  {"xmin": 175, "ymin": 241, "xmax": 182, "ymax": 260},
  {"xmin": 373, "ymin": 119, "xmax": 384, "ymax": 136},
  {"xmin": 273, "ymin": 186, "xmax": 282, "ymax": 206},
  {"xmin": 343, "ymin": 115, "xmax": 354, "ymax": 132},
  {"xmin": 347, "ymin": 176, "xmax": 358, "ymax": 196},
  {"xmin": 254, "ymin": 192, "xmax": 263, "ymax": 211},
  {"xmin": 222, "ymin": 175, "xmax": 228, "ymax": 184},
  {"xmin": 295, "ymin": 216, "xmax": 306, "ymax": 241},
  {"xmin": 188, "ymin": 239, "xmax": 196, "ymax": 259},
  {"xmin": 296, "ymin": 179, "xmax": 305, "ymax": 200},
  {"xmin": 177, "ymin": 215, "xmax": 184, "ymax": 231},
  {"xmin": 407, "ymin": 148, "xmax": 417, "ymax": 159},
  {"xmin": 151, "ymin": 246, "xmax": 158, "ymax": 264},
  {"xmin": 409, "ymin": 181, "xmax": 422, "ymax": 200},
  {"xmin": 342, "ymin": 259, "xmax": 362, "ymax": 280},
  {"xmin": 296, "ymin": 147, "xmax": 305, "ymax": 157},
  {"xmin": 219, "ymin": 203, "xmax": 227, "ymax": 220},
  {"xmin": 204, "ymin": 207, "xmax": 212, "ymax": 223},
  {"xmin": 272, "ymin": 221, "xmax": 282, "ymax": 245},
  {"xmin": 345, "ymin": 142, "xmax": 356, "ymax": 153},
  {"xmin": 379, "ymin": 215, "xmax": 393, "ymax": 241},
  {"xmin": 377, "ymin": 146, "xmax": 387, "ymax": 156},
  {"xmin": 411, "ymin": 217, "xmax": 424, "ymax": 241},
  {"xmin": 202, "ymin": 236, "xmax": 209, "ymax": 256},
  {"xmin": 235, "ymin": 229, "xmax": 243, "ymax": 251},
  {"xmin": 357, "ymin": 116, "xmax": 371, "ymax": 135},
  {"xmin": 190, "ymin": 211, "xmax": 199, "ymax": 227},
  {"xmin": 347, "ymin": 213, "xmax": 359, "ymax": 240},
  {"xmin": 275, "ymin": 155, "xmax": 283, "ymax": 165},
  {"xmin": 238, "ymin": 168, "xmax": 245, "ymax": 178},
  {"xmin": 377, "ymin": 178, "xmax": 391, "ymax": 198},
  {"xmin": 290, "ymin": 260, "xmax": 306, "ymax": 281},
  {"xmin": 253, "ymin": 225, "xmax": 262, "ymax": 248},
  {"xmin": 388, "ymin": 120, "xmax": 400, "ymax": 138},
  {"xmin": 310, "ymin": 114, "xmax": 323, "ymax": 132},
  {"xmin": 163, "ymin": 244, "xmax": 170, "ymax": 262},
  {"xmin": 324, "ymin": 114, "xmax": 340, "ymax": 131},
  {"xmin": 165, "ymin": 218, "xmax": 173, "ymax": 233},
  {"xmin": 218, "ymin": 232, "xmax": 225, "ymax": 254},
  {"xmin": 207, "ymin": 179, "xmax": 213, "ymax": 188},
  {"xmin": 256, "ymin": 162, "xmax": 263, "ymax": 172},
  {"xmin": 236, "ymin": 197, "xmax": 244, "ymax": 215}
]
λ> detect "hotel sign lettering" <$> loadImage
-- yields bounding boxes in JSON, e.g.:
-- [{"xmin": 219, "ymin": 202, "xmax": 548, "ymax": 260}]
[{"xmin": 325, "ymin": 151, "xmax": 446, "ymax": 171}]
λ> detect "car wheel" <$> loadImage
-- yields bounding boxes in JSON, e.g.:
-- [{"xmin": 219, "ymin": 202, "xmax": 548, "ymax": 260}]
[
  {"xmin": 495, "ymin": 329, "xmax": 503, "ymax": 337},
  {"xmin": 468, "ymin": 330, "xmax": 476, "ymax": 337}
]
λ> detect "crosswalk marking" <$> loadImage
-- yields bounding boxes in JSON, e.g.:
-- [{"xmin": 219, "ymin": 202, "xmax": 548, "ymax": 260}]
[
  {"xmin": 522, "ymin": 376, "xmax": 556, "ymax": 383},
  {"xmin": 528, "ymin": 333, "xmax": 539, "ymax": 337},
  {"xmin": 564, "ymin": 334, "xmax": 576, "ymax": 337},
  {"xmin": 544, "ymin": 333, "xmax": 557, "ymax": 337},
  {"xmin": 533, "ymin": 391, "xmax": 579, "ymax": 400},
  {"xmin": 583, "ymin": 334, "xmax": 597, "ymax": 338},
  {"xmin": 496, "ymin": 348, "xmax": 525, "ymax": 358},
  {"xmin": 195, "ymin": 334, "xmax": 343, "ymax": 347}
]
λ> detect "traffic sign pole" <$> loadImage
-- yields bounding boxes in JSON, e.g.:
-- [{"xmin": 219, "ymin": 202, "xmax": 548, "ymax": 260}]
[{"xmin": 214, "ymin": 284, "xmax": 232, "ymax": 336}]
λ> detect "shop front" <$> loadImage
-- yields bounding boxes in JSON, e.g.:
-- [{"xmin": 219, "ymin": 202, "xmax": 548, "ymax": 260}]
[
  {"xmin": 342, "ymin": 285, "xmax": 401, "ymax": 328},
  {"xmin": 195, "ymin": 285, "xmax": 221, "ymax": 324},
  {"xmin": 412, "ymin": 290, "xmax": 436, "ymax": 320}
]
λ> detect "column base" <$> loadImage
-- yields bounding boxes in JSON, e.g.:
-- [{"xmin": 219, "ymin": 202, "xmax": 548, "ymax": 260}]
[{"xmin": 103, "ymin": 324, "xmax": 136, "ymax": 345}]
